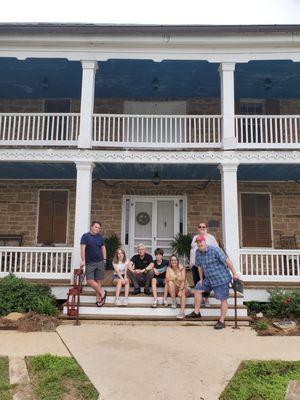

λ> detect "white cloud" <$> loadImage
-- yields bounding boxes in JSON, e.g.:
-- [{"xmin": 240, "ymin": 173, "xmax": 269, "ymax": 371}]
[{"xmin": 0, "ymin": 0, "xmax": 299, "ymax": 24}]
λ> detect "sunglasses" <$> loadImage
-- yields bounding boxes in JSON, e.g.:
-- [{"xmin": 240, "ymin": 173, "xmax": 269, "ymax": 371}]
[{"xmin": 198, "ymin": 225, "xmax": 206, "ymax": 229}]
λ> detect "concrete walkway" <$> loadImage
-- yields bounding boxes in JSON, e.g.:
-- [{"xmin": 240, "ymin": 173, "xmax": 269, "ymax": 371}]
[
  {"xmin": 0, "ymin": 331, "xmax": 70, "ymax": 357},
  {"xmin": 57, "ymin": 323, "xmax": 300, "ymax": 400}
]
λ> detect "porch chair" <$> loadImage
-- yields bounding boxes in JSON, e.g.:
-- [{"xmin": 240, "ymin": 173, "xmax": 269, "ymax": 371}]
[
  {"xmin": 279, "ymin": 234, "xmax": 298, "ymax": 276},
  {"xmin": 279, "ymin": 234, "xmax": 298, "ymax": 249}
]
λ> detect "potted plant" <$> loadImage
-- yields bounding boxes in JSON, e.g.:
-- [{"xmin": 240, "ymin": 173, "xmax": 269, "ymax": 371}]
[
  {"xmin": 171, "ymin": 233, "xmax": 193, "ymax": 266},
  {"xmin": 104, "ymin": 234, "xmax": 121, "ymax": 270}
]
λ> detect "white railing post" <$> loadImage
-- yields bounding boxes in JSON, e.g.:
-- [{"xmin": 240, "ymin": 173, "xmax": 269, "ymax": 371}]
[
  {"xmin": 78, "ymin": 60, "xmax": 98, "ymax": 149},
  {"xmin": 72, "ymin": 161, "xmax": 95, "ymax": 274},
  {"xmin": 218, "ymin": 162, "xmax": 240, "ymax": 272},
  {"xmin": 219, "ymin": 62, "xmax": 236, "ymax": 150}
]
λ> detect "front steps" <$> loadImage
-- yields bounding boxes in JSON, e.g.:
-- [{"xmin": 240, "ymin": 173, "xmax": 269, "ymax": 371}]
[{"xmin": 62, "ymin": 286, "xmax": 251, "ymax": 324}]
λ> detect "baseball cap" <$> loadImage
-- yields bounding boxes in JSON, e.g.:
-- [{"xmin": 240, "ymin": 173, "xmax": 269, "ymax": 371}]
[{"xmin": 196, "ymin": 236, "xmax": 206, "ymax": 242}]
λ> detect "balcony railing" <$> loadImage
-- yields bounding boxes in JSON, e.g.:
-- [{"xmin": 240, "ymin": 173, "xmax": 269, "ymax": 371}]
[
  {"xmin": 0, "ymin": 246, "xmax": 73, "ymax": 279},
  {"xmin": 240, "ymin": 248, "xmax": 300, "ymax": 282},
  {"xmin": 0, "ymin": 113, "xmax": 80, "ymax": 145},
  {"xmin": 93, "ymin": 114, "xmax": 222, "ymax": 148},
  {"xmin": 0, "ymin": 112, "xmax": 300, "ymax": 150},
  {"xmin": 235, "ymin": 115, "xmax": 300, "ymax": 148}
]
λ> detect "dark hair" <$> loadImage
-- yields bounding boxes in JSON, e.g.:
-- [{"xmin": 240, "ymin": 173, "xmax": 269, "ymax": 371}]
[
  {"xmin": 91, "ymin": 221, "xmax": 102, "ymax": 227},
  {"xmin": 154, "ymin": 248, "xmax": 164, "ymax": 256}
]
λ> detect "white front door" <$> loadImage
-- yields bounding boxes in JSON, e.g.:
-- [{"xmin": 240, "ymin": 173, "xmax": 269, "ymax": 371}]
[{"xmin": 123, "ymin": 196, "xmax": 185, "ymax": 257}]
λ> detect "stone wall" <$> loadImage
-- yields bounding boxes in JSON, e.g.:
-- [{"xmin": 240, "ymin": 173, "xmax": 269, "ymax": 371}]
[{"xmin": 0, "ymin": 179, "xmax": 298, "ymax": 249}]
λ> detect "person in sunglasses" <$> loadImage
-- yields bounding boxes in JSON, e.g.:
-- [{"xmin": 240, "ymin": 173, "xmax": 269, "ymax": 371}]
[{"xmin": 189, "ymin": 222, "xmax": 218, "ymax": 306}]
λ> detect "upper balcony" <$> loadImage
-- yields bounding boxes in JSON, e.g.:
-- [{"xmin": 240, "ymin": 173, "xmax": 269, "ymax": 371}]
[
  {"xmin": 1, "ymin": 112, "xmax": 299, "ymax": 149},
  {"xmin": 0, "ymin": 58, "xmax": 299, "ymax": 150}
]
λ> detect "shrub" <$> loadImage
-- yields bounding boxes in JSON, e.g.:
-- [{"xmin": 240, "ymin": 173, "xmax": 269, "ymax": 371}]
[
  {"xmin": 266, "ymin": 289, "xmax": 300, "ymax": 318},
  {"xmin": 255, "ymin": 320, "xmax": 269, "ymax": 331},
  {"xmin": 0, "ymin": 274, "xmax": 57, "ymax": 317}
]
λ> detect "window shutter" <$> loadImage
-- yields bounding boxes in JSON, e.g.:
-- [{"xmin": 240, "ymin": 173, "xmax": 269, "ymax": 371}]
[
  {"xmin": 241, "ymin": 193, "xmax": 272, "ymax": 247},
  {"xmin": 52, "ymin": 192, "xmax": 68, "ymax": 243},
  {"xmin": 38, "ymin": 191, "xmax": 54, "ymax": 244},
  {"xmin": 38, "ymin": 191, "xmax": 68, "ymax": 244}
]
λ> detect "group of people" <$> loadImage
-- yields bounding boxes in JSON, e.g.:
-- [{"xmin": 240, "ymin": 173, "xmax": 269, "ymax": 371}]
[{"xmin": 80, "ymin": 221, "xmax": 239, "ymax": 329}]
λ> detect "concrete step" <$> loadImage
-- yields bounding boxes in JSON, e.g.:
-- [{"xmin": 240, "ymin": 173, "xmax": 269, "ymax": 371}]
[
  {"xmin": 63, "ymin": 304, "xmax": 248, "ymax": 318},
  {"xmin": 60, "ymin": 314, "xmax": 252, "ymax": 325},
  {"xmin": 78, "ymin": 293, "xmax": 244, "ymax": 306}
]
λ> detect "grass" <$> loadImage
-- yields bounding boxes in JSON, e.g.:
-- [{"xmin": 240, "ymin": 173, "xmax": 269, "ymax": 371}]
[
  {"xmin": 27, "ymin": 354, "xmax": 98, "ymax": 400},
  {"xmin": 220, "ymin": 360, "xmax": 300, "ymax": 400},
  {"xmin": 0, "ymin": 357, "xmax": 12, "ymax": 400}
]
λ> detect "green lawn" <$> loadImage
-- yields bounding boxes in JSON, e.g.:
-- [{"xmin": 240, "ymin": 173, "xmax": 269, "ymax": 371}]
[
  {"xmin": 0, "ymin": 356, "xmax": 12, "ymax": 400},
  {"xmin": 220, "ymin": 360, "xmax": 300, "ymax": 400},
  {"xmin": 27, "ymin": 354, "xmax": 98, "ymax": 400}
]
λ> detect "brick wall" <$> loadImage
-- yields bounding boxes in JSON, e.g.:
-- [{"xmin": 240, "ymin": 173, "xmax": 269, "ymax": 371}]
[{"xmin": 0, "ymin": 179, "xmax": 298, "ymax": 249}]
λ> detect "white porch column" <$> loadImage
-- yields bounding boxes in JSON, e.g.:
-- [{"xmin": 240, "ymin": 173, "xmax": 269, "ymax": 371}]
[
  {"xmin": 218, "ymin": 162, "xmax": 240, "ymax": 272},
  {"xmin": 78, "ymin": 60, "xmax": 98, "ymax": 148},
  {"xmin": 219, "ymin": 62, "xmax": 236, "ymax": 150},
  {"xmin": 72, "ymin": 161, "xmax": 95, "ymax": 270}
]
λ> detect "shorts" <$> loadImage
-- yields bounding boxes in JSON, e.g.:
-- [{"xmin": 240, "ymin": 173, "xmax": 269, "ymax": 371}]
[
  {"xmin": 85, "ymin": 261, "xmax": 105, "ymax": 281},
  {"xmin": 195, "ymin": 279, "xmax": 230, "ymax": 300},
  {"xmin": 153, "ymin": 276, "xmax": 165, "ymax": 287},
  {"xmin": 112, "ymin": 273, "xmax": 126, "ymax": 283}
]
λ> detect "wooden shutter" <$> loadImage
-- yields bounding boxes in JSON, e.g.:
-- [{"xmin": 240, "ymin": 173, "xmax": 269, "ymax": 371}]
[
  {"xmin": 241, "ymin": 193, "xmax": 272, "ymax": 247},
  {"xmin": 38, "ymin": 191, "xmax": 68, "ymax": 244}
]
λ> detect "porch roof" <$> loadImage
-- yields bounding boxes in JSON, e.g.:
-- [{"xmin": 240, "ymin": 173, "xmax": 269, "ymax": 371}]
[{"xmin": 0, "ymin": 162, "xmax": 299, "ymax": 181}]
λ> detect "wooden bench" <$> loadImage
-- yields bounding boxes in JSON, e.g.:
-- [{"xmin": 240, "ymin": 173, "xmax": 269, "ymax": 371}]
[{"xmin": 0, "ymin": 234, "xmax": 24, "ymax": 247}]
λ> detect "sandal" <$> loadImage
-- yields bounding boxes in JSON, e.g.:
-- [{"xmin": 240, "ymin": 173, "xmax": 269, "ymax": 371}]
[
  {"xmin": 96, "ymin": 301, "xmax": 103, "ymax": 307},
  {"xmin": 101, "ymin": 290, "xmax": 107, "ymax": 305}
]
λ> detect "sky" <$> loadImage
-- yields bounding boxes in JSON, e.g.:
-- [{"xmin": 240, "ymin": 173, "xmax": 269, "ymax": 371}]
[{"xmin": 0, "ymin": 0, "xmax": 299, "ymax": 25}]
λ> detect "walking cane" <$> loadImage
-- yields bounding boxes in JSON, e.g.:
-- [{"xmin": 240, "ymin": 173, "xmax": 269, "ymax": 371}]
[{"xmin": 75, "ymin": 269, "xmax": 85, "ymax": 326}]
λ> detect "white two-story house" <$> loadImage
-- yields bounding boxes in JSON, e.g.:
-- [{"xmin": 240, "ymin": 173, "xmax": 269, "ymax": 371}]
[{"xmin": 0, "ymin": 23, "xmax": 299, "ymax": 318}]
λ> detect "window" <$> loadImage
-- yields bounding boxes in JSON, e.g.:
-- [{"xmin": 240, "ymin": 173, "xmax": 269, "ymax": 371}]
[
  {"xmin": 240, "ymin": 193, "xmax": 272, "ymax": 247},
  {"xmin": 37, "ymin": 191, "xmax": 68, "ymax": 244}
]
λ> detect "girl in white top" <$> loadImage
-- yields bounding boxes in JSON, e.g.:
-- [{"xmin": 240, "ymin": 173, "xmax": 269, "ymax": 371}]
[
  {"xmin": 190, "ymin": 222, "xmax": 219, "ymax": 306},
  {"xmin": 112, "ymin": 248, "xmax": 131, "ymax": 306}
]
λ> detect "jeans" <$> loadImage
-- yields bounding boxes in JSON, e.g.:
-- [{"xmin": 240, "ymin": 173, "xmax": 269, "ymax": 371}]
[
  {"xmin": 127, "ymin": 269, "xmax": 154, "ymax": 290},
  {"xmin": 191, "ymin": 265, "xmax": 210, "ymax": 299}
]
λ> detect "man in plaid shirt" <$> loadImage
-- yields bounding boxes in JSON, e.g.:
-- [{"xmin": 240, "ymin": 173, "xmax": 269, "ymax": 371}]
[{"xmin": 186, "ymin": 235, "xmax": 239, "ymax": 329}]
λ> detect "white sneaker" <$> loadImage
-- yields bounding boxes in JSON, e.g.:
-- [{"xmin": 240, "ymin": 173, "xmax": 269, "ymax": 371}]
[
  {"xmin": 152, "ymin": 299, "xmax": 159, "ymax": 308},
  {"xmin": 123, "ymin": 298, "xmax": 128, "ymax": 306},
  {"xmin": 115, "ymin": 298, "xmax": 122, "ymax": 306},
  {"xmin": 163, "ymin": 299, "xmax": 169, "ymax": 307},
  {"xmin": 171, "ymin": 300, "xmax": 177, "ymax": 309},
  {"xmin": 176, "ymin": 311, "xmax": 185, "ymax": 319}
]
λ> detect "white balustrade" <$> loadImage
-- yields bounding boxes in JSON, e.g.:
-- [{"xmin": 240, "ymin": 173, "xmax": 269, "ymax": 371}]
[
  {"xmin": 240, "ymin": 248, "xmax": 300, "ymax": 282},
  {"xmin": 235, "ymin": 115, "xmax": 300, "ymax": 148},
  {"xmin": 93, "ymin": 114, "xmax": 222, "ymax": 148},
  {"xmin": 0, "ymin": 113, "xmax": 80, "ymax": 145},
  {"xmin": 0, "ymin": 247, "xmax": 73, "ymax": 279}
]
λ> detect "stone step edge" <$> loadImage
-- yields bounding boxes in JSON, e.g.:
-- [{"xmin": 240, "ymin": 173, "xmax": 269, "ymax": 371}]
[{"xmin": 63, "ymin": 302, "xmax": 248, "ymax": 309}]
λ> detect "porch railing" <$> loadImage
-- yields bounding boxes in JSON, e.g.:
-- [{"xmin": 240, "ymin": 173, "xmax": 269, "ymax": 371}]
[
  {"xmin": 0, "ymin": 247, "xmax": 73, "ymax": 279},
  {"xmin": 0, "ymin": 113, "xmax": 80, "ymax": 145},
  {"xmin": 93, "ymin": 114, "xmax": 222, "ymax": 148},
  {"xmin": 240, "ymin": 248, "xmax": 300, "ymax": 282},
  {"xmin": 235, "ymin": 115, "xmax": 300, "ymax": 148}
]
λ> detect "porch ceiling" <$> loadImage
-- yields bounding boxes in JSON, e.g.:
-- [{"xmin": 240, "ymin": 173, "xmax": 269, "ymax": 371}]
[
  {"xmin": 0, "ymin": 58, "xmax": 300, "ymax": 99},
  {"xmin": 0, "ymin": 162, "xmax": 299, "ymax": 181}
]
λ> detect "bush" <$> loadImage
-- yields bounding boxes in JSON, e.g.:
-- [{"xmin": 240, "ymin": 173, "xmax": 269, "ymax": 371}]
[
  {"xmin": 255, "ymin": 320, "xmax": 269, "ymax": 331},
  {"xmin": 0, "ymin": 274, "xmax": 57, "ymax": 317},
  {"xmin": 266, "ymin": 289, "xmax": 300, "ymax": 318}
]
